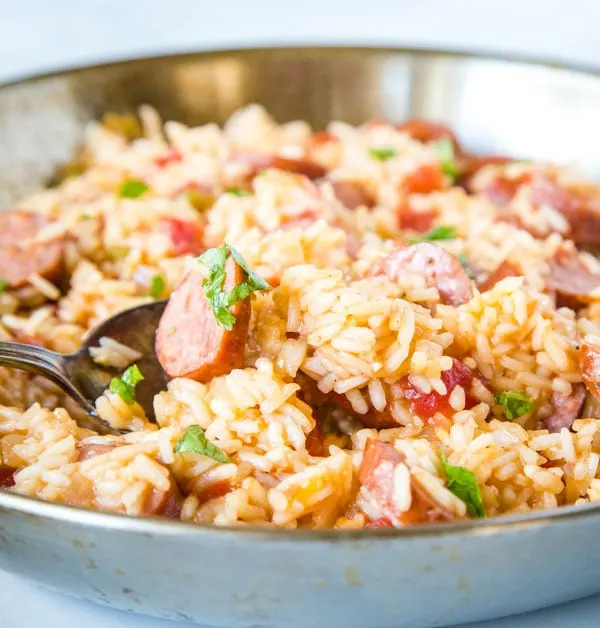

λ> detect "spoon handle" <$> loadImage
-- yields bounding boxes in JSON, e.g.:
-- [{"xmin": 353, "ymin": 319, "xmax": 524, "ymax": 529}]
[{"xmin": 0, "ymin": 342, "xmax": 97, "ymax": 417}]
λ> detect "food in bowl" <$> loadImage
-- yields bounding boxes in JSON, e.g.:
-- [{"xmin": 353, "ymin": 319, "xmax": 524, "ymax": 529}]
[{"xmin": 1, "ymin": 104, "xmax": 600, "ymax": 529}]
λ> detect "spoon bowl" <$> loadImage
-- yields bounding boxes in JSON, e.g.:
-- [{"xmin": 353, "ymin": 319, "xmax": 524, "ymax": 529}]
[{"xmin": 0, "ymin": 300, "xmax": 168, "ymax": 433}]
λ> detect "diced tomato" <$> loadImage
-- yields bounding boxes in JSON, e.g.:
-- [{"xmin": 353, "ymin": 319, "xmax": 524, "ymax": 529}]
[
  {"xmin": 198, "ymin": 481, "xmax": 231, "ymax": 504},
  {"xmin": 0, "ymin": 465, "xmax": 15, "ymax": 488},
  {"xmin": 305, "ymin": 423, "xmax": 326, "ymax": 457},
  {"xmin": 400, "ymin": 359, "xmax": 482, "ymax": 420},
  {"xmin": 159, "ymin": 218, "xmax": 204, "ymax": 257},
  {"xmin": 154, "ymin": 149, "xmax": 183, "ymax": 168},
  {"xmin": 397, "ymin": 202, "xmax": 437, "ymax": 233},
  {"xmin": 401, "ymin": 164, "xmax": 446, "ymax": 195},
  {"xmin": 310, "ymin": 131, "xmax": 338, "ymax": 148}
]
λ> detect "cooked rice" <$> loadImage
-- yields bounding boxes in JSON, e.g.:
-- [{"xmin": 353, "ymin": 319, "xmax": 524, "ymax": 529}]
[{"xmin": 2, "ymin": 104, "xmax": 600, "ymax": 529}]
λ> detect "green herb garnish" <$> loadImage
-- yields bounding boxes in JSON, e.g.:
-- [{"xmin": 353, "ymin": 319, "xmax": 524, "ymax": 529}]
[
  {"xmin": 407, "ymin": 224, "xmax": 458, "ymax": 244},
  {"xmin": 494, "ymin": 391, "xmax": 533, "ymax": 420},
  {"xmin": 109, "ymin": 364, "xmax": 144, "ymax": 405},
  {"xmin": 119, "ymin": 179, "xmax": 149, "ymax": 199},
  {"xmin": 226, "ymin": 188, "xmax": 252, "ymax": 197},
  {"xmin": 175, "ymin": 425, "xmax": 230, "ymax": 463},
  {"xmin": 441, "ymin": 453, "xmax": 485, "ymax": 518},
  {"xmin": 0, "ymin": 280, "xmax": 7, "ymax": 295},
  {"xmin": 106, "ymin": 246, "xmax": 130, "ymax": 261},
  {"xmin": 197, "ymin": 244, "xmax": 272, "ymax": 330},
  {"xmin": 149, "ymin": 274, "xmax": 165, "ymax": 299},
  {"xmin": 368, "ymin": 146, "xmax": 396, "ymax": 161},
  {"xmin": 435, "ymin": 138, "xmax": 458, "ymax": 180}
]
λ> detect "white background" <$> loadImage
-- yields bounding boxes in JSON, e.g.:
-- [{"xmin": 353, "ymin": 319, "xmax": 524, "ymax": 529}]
[{"xmin": 2, "ymin": 1, "xmax": 600, "ymax": 626}]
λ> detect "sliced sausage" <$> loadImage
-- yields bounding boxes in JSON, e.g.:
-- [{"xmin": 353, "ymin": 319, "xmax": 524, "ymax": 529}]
[
  {"xmin": 230, "ymin": 152, "xmax": 326, "ymax": 180},
  {"xmin": 478, "ymin": 259, "xmax": 523, "ymax": 292},
  {"xmin": 143, "ymin": 482, "xmax": 183, "ymax": 519},
  {"xmin": 0, "ymin": 211, "xmax": 65, "ymax": 288},
  {"xmin": 331, "ymin": 180, "xmax": 375, "ymax": 209},
  {"xmin": 457, "ymin": 154, "xmax": 514, "ymax": 189},
  {"xmin": 156, "ymin": 257, "xmax": 251, "ymax": 381},
  {"xmin": 396, "ymin": 118, "xmax": 460, "ymax": 152},
  {"xmin": 475, "ymin": 172, "xmax": 530, "ymax": 206},
  {"xmin": 529, "ymin": 174, "xmax": 600, "ymax": 245},
  {"xmin": 359, "ymin": 439, "xmax": 453, "ymax": 526},
  {"xmin": 581, "ymin": 336, "xmax": 600, "ymax": 403},
  {"xmin": 77, "ymin": 441, "xmax": 121, "ymax": 462},
  {"xmin": 545, "ymin": 384, "xmax": 586, "ymax": 433},
  {"xmin": 367, "ymin": 243, "xmax": 473, "ymax": 306},
  {"xmin": 546, "ymin": 244, "xmax": 600, "ymax": 309}
]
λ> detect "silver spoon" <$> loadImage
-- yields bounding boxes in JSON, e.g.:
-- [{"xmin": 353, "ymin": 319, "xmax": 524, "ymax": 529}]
[{"xmin": 0, "ymin": 300, "xmax": 168, "ymax": 434}]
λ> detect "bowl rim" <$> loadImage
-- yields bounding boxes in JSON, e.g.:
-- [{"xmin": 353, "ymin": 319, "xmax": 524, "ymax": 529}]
[
  {"xmin": 1, "ymin": 42, "xmax": 600, "ymax": 90},
  {"xmin": 2, "ymin": 43, "xmax": 600, "ymax": 540}
]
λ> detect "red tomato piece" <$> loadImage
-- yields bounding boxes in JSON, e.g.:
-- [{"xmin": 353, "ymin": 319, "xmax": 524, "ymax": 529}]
[
  {"xmin": 154, "ymin": 149, "xmax": 183, "ymax": 168},
  {"xmin": 159, "ymin": 218, "xmax": 204, "ymax": 257},
  {"xmin": 400, "ymin": 359, "xmax": 481, "ymax": 420}
]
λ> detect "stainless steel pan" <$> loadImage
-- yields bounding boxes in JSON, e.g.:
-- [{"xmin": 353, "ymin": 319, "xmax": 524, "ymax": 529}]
[{"xmin": 1, "ymin": 47, "xmax": 600, "ymax": 628}]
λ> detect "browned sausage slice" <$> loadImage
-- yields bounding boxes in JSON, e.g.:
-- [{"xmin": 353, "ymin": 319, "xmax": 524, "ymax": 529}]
[
  {"xmin": 581, "ymin": 336, "xmax": 600, "ymax": 404},
  {"xmin": 0, "ymin": 211, "xmax": 65, "ymax": 288},
  {"xmin": 546, "ymin": 244, "xmax": 600, "ymax": 309},
  {"xmin": 143, "ymin": 482, "xmax": 183, "ymax": 519},
  {"xmin": 77, "ymin": 441, "xmax": 122, "ymax": 462},
  {"xmin": 396, "ymin": 119, "xmax": 460, "ymax": 152},
  {"xmin": 359, "ymin": 439, "xmax": 453, "ymax": 526},
  {"xmin": 529, "ymin": 174, "xmax": 600, "ymax": 246},
  {"xmin": 331, "ymin": 180, "xmax": 375, "ymax": 209},
  {"xmin": 230, "ymin": 152, "xmax": 326, "ymax": 180},
  {"xmin": 156, "ymin": 257, "xmax": 250, "ymax": 381},
  {"xmin": 367, "ymin": 243, "xmax": 473, "ymax": 306},
  {"xmin": 478, "ymin": 259, "xmax": 523, "ymax": 292},
  {"xmin": 545, "ymin": 384, "xmax": 586, "ymax": 433}
]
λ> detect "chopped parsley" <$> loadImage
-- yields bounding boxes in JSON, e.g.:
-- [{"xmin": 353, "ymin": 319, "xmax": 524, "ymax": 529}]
[
  {"xmin": 119, "ymin": 179, "xmax": 149, "ymax": 199},
  {"xmin": 368, "ymin": 146, "xmax": 396, "ymax": 161},
  {"xmin": 0, "ymin": 280, "xmax": 7, "ymax": 296},
  {"xmin": 106, "ymin": 246, "xmax": 130, "ymax": 261},
  {"xmin": 494, "ymin": 391, "xmax": 533, "ymax": 420},
  {"xmin": 149, "ymin": 274, "xmax": 165, "ymax": 299},
  {"xmin": 226, "ymin": 188, "xmax": 252, "ymax": 197},
  {"xmin": 109, "ymin": 364, "xmax": 144, "ymax": 405},
  {"xmin": 435, "ymin": 138, "xmax": 458, "ymax": 180},
  {"xmin": 197, "ymin": 244, "xmax": 272, "ymax": 330},
  {"xmin": 174, "ymin": 425, "xmax": 230, "ymax": 463},
  {"xmin": 441, "ymin": 452, "xmax": 485, "ymax": 518},
  {"xmin": 407, "ymin": 224, "xmax": 458, "ymax": 244}
]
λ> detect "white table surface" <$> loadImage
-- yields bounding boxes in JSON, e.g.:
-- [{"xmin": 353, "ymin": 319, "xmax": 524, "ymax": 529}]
[{"xmin": 2, "ymin": 1, "xmax": 600, "ymax": 626}]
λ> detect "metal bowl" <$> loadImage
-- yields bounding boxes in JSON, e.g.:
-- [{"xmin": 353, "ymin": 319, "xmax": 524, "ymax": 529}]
[{"xmin": 1, "ymin": 46, "xmax": 600, "ymax": 628}]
